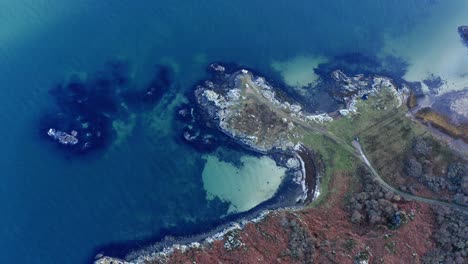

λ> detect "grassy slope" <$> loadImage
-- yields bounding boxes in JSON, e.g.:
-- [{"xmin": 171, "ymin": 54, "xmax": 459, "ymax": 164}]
[
  {"xmin": 326, "ymin": 88, "xmax": 426, "ymax": 184},
  {"xmin": 301, "ymin": 131, "xmax": 355, "ymax": 207},
  {"xmin": 300, "ymin": 88, "xmax": 425, "ymax": 206}
]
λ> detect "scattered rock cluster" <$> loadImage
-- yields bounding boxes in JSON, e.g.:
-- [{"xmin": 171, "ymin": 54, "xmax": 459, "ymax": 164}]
[
  {"xmin": 422, "ymin": 207, "xmax": 467, "ymax": 264},
  {"xmin": 348, "ymin": 167, "xmax": 404, "ymax": 228},
  {"xmin": 42, "ymin": 61, "xmax": 173, "ymax": 153},
  {"xmin": 329, "ymin": 70, "xmax": 408, "ymax": 116},
  {"xmin": 354, "ymin": 250, "xmax": 370, "ymax": 264},
  {"xmin": 223, "ymin": 230, "xmax": 244, "ymax": 251}
]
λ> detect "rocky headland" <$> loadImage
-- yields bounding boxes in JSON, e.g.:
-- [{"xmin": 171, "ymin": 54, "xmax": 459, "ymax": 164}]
[
  {"xmin": 95, "ymin": 62, "xmax": 432, "ymax": 264},
  {"xmin": 96, "ymin": 56, "xmax": 468, "ymax": 263}
]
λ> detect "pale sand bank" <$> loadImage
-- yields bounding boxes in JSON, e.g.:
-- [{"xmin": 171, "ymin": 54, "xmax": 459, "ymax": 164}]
[
  {"xmin": 202, "ymin": 154, "xmax": 286, "ymax": 214},
  {"xmin": 271, "ymin": 55, "xmax": 327, "ymax": 89}
]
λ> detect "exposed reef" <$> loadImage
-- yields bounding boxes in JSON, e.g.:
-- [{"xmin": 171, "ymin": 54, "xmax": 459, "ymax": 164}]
[
  {"xmin": 40, "ymin": 61, "xmax": 173, "ymax": 153},
  {"xmin": 174, "ymin": 102, "xmax": 221, "ymax": 153}
]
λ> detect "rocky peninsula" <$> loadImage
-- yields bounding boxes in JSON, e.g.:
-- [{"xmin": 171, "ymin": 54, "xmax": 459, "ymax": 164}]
[{"xmin": 96, "ymin": 62, "xmax": 463, "ymax": 264}]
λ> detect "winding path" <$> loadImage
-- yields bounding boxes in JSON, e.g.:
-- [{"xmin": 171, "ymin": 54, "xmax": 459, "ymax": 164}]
[
  {"xmin": 352, "ymin": 140, "xmax": 468, "ymax": 213},
  {"xmin": 242, "ymin": 75, "xmax": 467, "ymax": 212}
]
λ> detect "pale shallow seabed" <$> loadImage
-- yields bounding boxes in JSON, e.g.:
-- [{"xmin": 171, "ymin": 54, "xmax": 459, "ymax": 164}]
[
  {"xmin": 202, "ymin": 154, "xmax": 286, "ymax": 214},
  {"xmin": 271, "ymin": 55, "xmax": 327, "ymax": 89},
  {"xmin": 381, "ymin": 0, "xmax": 468, "ymax": 93},
  {"xmin": 0, "ymin": 0, "xmax": 466, "ymax": 263}
]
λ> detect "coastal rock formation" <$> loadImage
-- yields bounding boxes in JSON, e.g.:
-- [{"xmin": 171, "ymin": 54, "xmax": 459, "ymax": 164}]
[
  {"xmin": 47, "ymin": 128, "xmax": 79, "ymax": 145},
  {"xmin": 194, "ymin": 64, "xmax": 329, "ymax": 152},
  {"xmin": 129, "ymin": 171, "xmax": 437, "ymax": 264},
  {"xmin": 329, "ymin": 70, "xmax": 408, "ymax": 116},
  {"xmin": 191, "ymin": 64, "xmax": 408, "ymax": 154},
  {"xmin": 96, "ymin": 63, "xmax": 462, "ymax": 264}
]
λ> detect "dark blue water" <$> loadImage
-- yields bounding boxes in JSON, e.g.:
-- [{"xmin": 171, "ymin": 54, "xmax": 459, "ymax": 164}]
[{"xmin": 0, "ymin": 0, "xmax": 461, "ymax": 263}]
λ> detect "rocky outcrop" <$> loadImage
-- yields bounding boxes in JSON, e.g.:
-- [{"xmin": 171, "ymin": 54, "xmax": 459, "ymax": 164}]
[
  {"xmin": 330, "ymin": 70, "xmax": 408, "ymax": 116},
  {"xmin": 194, "ymin": 64, "xmax": 332, "ymax": 152},
  {"xmin": 47, "ymin": 128, "xmax": 79, "ymax": 145}
]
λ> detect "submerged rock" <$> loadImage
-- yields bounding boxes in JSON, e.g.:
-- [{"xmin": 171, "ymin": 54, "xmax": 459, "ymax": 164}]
[
  {"xmin": 423, "ymin": 74, "xmax": 446, "ymax": 95},
  {"xmin": 458, "ymin": 26, "xmax": 468, "ymax": 46},
  {"xmin": 41, "ymin": 61, "xmax": 173, "ymax": 154}
]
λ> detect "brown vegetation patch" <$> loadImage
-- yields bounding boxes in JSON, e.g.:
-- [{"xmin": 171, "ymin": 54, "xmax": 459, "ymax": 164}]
[
  {"xmin": 156, "ymin": 170, "xmax": 438, "ymax": 264},
  {"xmin": 227, "ymin": 95, "xmax": 289, "ymax": 147},
  {"xmin": 415, "ymin": 107, "xmax": 468, "ymax": 143}
]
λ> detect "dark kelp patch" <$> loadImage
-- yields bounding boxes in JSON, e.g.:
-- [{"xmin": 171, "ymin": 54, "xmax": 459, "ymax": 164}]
[
  {"xmin": 458, "ymin": 26, "xmax": 468, "ymax": 47},
  {"xmin": 40, "ymin": 61, "xmax": 173, "ymax": 154}
]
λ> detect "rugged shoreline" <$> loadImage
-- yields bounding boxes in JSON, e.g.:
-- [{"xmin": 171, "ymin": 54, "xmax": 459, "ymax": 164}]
[
  {"xmin": 295, "ymin": 144, "xmax": 321, "ymax": 203},
  {"xmin": 94, "ymin": 64, "xmax": 326, "ymax": 264},
  {"xmin": 94, "ymin": 148, "xmax": 317, "ymax": 264},
  {"xmin": 95, "ymin": 60, "xmax": 463, "ymax": 263}
]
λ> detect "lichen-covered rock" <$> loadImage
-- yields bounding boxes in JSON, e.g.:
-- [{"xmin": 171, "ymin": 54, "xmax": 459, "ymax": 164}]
[
  {"xmin": 223, "ymin": 230, "xmax": 244, "ymax": 251},
  {"xmin": 330, "ymin": 70, "xmax": 408, "ymax": 116}
]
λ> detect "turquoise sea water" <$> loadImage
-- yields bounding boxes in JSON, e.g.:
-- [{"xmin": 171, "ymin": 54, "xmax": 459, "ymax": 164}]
[{"xmin": 0, "ymin": 1, "xmax": 466, "ymax": 263}]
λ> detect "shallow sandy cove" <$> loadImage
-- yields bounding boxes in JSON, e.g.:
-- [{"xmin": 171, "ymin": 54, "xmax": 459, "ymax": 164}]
[
  {"xmin": 202, "ymin": 154, "xmax": 286, "ymax": 214},
  {"xmin": 271, "ymin": 55, "xmax": 327, "ymax": 89}
]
